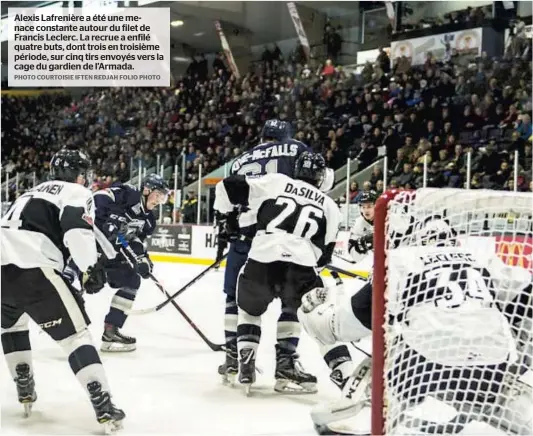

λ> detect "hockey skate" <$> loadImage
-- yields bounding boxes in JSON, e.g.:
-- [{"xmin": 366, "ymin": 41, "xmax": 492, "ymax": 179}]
[
  {"xmin": 14, "ymin": 363, "xmax": 37, "ymax": 418},
  {"xmin": 218, "ymin": 346, "xmax": 238, "ymax": 386},
  {"xmin": 100, "ymin": 324, "xmax": 136, "ymax": 352},
  {"xmin": 312, "ymin": 358, "xmax": 372, "ymax": 435},
  {"xmin": 87, "ymin": 381, "xmax": 125, "ymax": 434},
  {"xmin": 238, "ymin": 348, "xmax": 256, "ymax": 396},
  {"xmin": 274, "ymin": 351, "xmax": 317, "ymax": 394}
]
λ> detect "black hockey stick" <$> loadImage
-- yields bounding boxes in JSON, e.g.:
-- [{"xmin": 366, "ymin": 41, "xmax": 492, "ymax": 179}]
[
  {"xmin": 326, "ymin": 264, "xmax": 369, "ymax": 280},
  {"xmin": 141, "ymin": 271, "xmax": 226, "ymax": 352},
  {"xmin": 116, "ymin": 236, "xmax": 227, "ymax": 351},
  {"xmin": 125, "ymin": 254, "xmax": 228, "ymax": 316}
]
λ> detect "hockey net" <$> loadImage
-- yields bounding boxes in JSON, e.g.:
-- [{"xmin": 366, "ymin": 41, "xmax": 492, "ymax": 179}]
[{"xmin": 372, "ymin": 189, "xmax": 533, "ymax": 435}]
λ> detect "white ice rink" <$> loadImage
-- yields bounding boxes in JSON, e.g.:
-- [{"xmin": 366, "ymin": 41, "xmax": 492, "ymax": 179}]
[{"xmin": 1, "ymin": 262, "xmax": 372, "ymax": 435}]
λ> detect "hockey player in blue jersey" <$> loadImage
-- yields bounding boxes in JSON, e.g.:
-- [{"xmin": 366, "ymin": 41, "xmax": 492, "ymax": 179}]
[
  {"xmin": 217, "ymin": 119, "xmax": 319, "ymax": 391},
  {"xmin": 94, "ymin": 174, "xmax": 169, "ymax": 352}
]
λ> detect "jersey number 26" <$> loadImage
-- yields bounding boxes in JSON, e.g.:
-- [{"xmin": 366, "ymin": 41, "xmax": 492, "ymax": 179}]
[{"xmin": 265, "ymin": 196, "xmax": 323, "ymax": 239}]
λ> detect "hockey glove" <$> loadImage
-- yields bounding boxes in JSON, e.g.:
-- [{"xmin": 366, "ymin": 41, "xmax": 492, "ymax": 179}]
[
  {"xmin": 348, "ymin": 233, "xmax": 373, "ymax": 255},
  {"xmin": 216, "ymin": 210, "xmax": 240, "ymax": 245},
  {"xmin": 135, "ymin": 253, "xmax": 153, "ymax": 279},
  {"xmin": 104, "ymin": 214, "xmax": 129, "ymax": 244},
  {"xmin": 82, "ymin": 262, "xmax": 106, "ymax": 294}
]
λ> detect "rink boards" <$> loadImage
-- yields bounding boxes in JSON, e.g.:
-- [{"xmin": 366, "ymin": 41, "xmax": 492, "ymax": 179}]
[
  {"xmin": 147, "ymin": 225, "xmax": 372, "ymax": 278},
  {"xmin": 147, "ymin": 225, "xmax": 532, "ymax": 275}
]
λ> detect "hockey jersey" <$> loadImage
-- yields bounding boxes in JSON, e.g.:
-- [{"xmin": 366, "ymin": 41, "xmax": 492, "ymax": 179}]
[
  {"xmin": 388, "ymin": 244, "xmax": 530, "ymax": 367},
  {"xmin": 215, "ymin": 173, "xmax": 342, "ymax": 267},
  {"xmin": 229, "ymin": 139, "xmax": 311, "ymax": 233},
  {"xmin": 1, "ymin": 181, "xmax": 97, "ymax": 272},
  {"xmin": 94, "ymin": 183, "xmax": 156, "ymax": 252},
  {"xmin": 349, "ymin": 215, "xmax": 374, "ymax": 262}
]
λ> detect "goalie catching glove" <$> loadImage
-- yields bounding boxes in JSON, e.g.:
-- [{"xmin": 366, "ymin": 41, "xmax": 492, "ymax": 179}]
[{"xmin": 348, "ymin": 233, "xmax": 373, "ymax": 255}]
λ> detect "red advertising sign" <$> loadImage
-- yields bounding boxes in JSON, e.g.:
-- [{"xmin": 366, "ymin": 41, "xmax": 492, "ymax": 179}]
[{"xmin": 495, "ymin": 235, "xmax": 533, "ymax": 271}]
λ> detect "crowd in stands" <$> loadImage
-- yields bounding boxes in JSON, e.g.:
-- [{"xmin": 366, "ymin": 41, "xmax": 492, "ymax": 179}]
[
  {"xmin": 2, "ymin": 19, "xmax": 532, "ymax": 224},
  {"xmin": 397, "ymin": 4, "xmax": 492, "ymax": 33},
  {"xmin": 338, "ymin": 48, "xmax": 532, "ymax": 208}
]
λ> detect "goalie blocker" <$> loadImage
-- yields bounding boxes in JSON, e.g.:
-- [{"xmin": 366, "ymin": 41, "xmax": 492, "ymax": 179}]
[{"xmin": 298, "ymin": 189, "xmax": 533, "ymax": 435}]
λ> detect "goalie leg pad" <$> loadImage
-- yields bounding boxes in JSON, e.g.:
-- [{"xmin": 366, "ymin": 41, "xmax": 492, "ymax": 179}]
[{"xmin": 311, "ymin": 357, "xmax": 372, "ymax": 431}]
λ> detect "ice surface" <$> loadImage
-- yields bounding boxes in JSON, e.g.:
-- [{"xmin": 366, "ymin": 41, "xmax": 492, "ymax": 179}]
[{"xmin": 1, "ymin": 263, "xmax": 371, "ymax": 435}]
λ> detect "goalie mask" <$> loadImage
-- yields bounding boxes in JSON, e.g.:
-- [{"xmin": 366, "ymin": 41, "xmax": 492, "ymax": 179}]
[{"xmin": 417, "ymin": 217, "xmax": 458, "ymax": 247}]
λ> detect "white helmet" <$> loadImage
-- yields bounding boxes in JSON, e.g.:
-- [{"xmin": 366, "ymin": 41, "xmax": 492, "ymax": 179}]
[{"xmin": 417, "ymin": 217, "xmax": 458, "ymax": 247}]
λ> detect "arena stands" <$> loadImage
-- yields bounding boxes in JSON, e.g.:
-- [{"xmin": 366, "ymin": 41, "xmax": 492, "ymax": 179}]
[{"xmin": 2, "ymin": 11, "xmax": 532, "ymax": 223}]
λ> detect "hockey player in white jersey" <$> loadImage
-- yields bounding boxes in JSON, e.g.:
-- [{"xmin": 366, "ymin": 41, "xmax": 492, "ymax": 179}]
[
  {"xmin": 299, "ymin": 214, "xmax": 532, "ymax": 435},
  {"xmin": 315, "ymin": 190, "xmax": 378, "ymax": 415},
  {"xmin": 1, "ymin": 149, "xmax": 125, "ymax": 434},
  {"xmin": 214, "ymin": 152, "xmax": 342, "ymax": 394},
  {"xmin": 347, "ymin": 191, "xmax": 376, "ymax": 262}
]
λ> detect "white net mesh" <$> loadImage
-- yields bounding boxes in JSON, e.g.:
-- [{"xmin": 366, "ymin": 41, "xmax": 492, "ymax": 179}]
[{"xmin": 381, "ymin": 189, "xmax": 533, "ymax": 435}]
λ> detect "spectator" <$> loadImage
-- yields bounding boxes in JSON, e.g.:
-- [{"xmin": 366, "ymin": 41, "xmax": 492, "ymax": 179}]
[{"xmin": 348, "ymin": 181, "xmax": 359, "ymax": 203}]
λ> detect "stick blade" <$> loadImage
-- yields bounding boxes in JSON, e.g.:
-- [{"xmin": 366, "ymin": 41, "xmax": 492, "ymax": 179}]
[{"xmin": 125, "ymin": 307, "xmax": 156, "ymax": 316}]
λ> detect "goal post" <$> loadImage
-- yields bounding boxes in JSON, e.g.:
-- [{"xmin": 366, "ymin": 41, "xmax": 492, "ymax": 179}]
[{"xmin": 372, "ymin": 188, "xmax": 533, "ymax": 435}]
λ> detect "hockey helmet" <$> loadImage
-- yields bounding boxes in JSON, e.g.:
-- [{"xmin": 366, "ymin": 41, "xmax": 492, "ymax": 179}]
[
  {"xmin": 50, "ymin": 148, "xmax": 92, "ymax": 187},
  {"xmin": 141, "ymin": 174, "xmax": 170, "ymax": 207},
  {"xmin": 294, "ymin": 151, "xmax": 326, "ymax": 187},
  {"xmin": 141, "ymin": 173, "xmax": 170, "ymax": 195},
  {"xmin": 261, "ymin": 119, "xmax": 291, "ymax": 142},
  {"xmin": 358, "ymin": 190, "xmax": 377, "ymax": 205},
  {"xmin": 417, "ymin": 216, "xmax": 458, "ymax": 247}
]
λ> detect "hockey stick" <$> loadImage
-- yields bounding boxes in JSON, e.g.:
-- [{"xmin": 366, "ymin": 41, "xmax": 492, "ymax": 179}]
[
  {"xmin": 140, "ymin": 271, "xmax": 226, "ymax": 352},
  {"xmin": 124, "ymin": 254, "xmax": 228, "ymax": 316},
  {"xmin": 116, "ymin": 235, "xmax": 227, "ymax": 352},
  {"xmin": 333, "ymin": 252, "xmax": 358, "ymax": 264},
  {"xmin": 326, "ymin": 264, "xmax": 369, "ymax": 280}
]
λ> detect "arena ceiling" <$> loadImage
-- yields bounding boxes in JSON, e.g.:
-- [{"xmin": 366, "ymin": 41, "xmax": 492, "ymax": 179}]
[{"xmin": 1, "ymin": 1, "xmax": 360, "ymax": 63}]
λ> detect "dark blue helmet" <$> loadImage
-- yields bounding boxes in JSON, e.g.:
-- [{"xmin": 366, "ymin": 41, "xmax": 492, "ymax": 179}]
[
  {"xmin": 294, "ymin": 152, "xmax": 326, "ymax": 187},
  {"xmin": 261, "ymin": 119, "xmax": 291, "ymax": 141},
  {"xmin": 141, "ymin": 174, "xmax": 170, "ymax": 194}
]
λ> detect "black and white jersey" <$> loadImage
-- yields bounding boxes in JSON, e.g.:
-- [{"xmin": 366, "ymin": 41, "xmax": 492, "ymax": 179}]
[
  {"xmin": 229, "ymin": 139, "xmax": 311, "ymax": 233},
  {"xmin": 1, "ymin": 181, "xmax": 97, "ymax": 273},
  {"xmin": 389, "ymin": 245, "xmax": 530, "ymax": 366},
  {"xmin": 215, "ymin": 173, "xmax": 341, "ymax": 267},
  {"xmin": 349, "ymin": 216, "xmax": 374, "ymax": 262}
]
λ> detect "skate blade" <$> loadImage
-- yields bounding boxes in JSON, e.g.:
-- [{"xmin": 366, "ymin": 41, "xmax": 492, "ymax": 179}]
[
  {"xmin": 101, "ymin": 418, "xmax": 124, "ymax": 435},
  {"xmin": 274, "ymin": 379, "xmax": 318, "ymax": 395},
  {"xmin": 244, "ymin": 383, "xmax": 253, "ymax": 396},
  {"xmin": 221, "ymin": 372, "xmax": 237, "ymax": 387},
  {"xmin": 23, "ymin": 402, "xmax": 33, "ymax": 418},
  {"xmin": 100, "ymin": 342, "xmax": 136, "ymax": 353}
]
